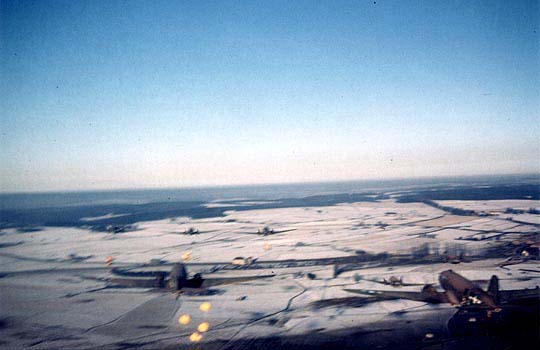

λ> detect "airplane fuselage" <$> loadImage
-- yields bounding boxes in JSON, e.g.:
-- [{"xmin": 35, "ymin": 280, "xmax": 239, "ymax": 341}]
[{"xmin": 439, "ymin": 270, "xmax": 497, "ymax": 308}]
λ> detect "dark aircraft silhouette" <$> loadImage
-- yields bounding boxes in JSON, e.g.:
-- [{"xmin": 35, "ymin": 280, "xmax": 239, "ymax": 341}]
[
  {"xmin": 360, "ymin": 275, "xmax": 425, "ymax": 287},
  {"xmin": 107, "ymin": 263, "xmax": 274, "ymax": 291},
  {"xmin": 241, "ymin": 227, "xmax": 297, "ymax": 236},
  {"xmin": 344, "ymin": 270, "xmax": 539, "ymax": 309}
]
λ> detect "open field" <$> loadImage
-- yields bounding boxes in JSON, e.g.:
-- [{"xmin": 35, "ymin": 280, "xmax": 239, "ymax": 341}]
[{"xmin": 1, "ymin": 193, "xmax": 539, "ymax": 349}]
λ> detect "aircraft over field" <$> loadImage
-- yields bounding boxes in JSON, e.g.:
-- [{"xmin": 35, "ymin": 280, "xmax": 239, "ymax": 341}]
[
  {"xmin": 105, "ymin": 263, "xmax": 275, "ymax": 291},
  {"xmin": 360, "ymin": 275, "xmax": 425, "ymax": 287},
  {"xmin": 344, "ymin": 270, "xmax": 540, "ymax": 309}
]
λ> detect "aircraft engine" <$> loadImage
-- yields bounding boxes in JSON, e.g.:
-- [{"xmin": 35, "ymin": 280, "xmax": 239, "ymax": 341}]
[{"xmin": 421, "ymin": 284, "xmax": 444, "ymax": 303}]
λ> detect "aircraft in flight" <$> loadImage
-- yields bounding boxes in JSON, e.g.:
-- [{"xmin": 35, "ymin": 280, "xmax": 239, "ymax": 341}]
[
  {"xmin": 358, "ymin": 275, "xmax": 425, "ymax": 287},
  {"xmin": 344, "ymin": 269, "xmax": 539, "ymax": 309},
  {"xmin": 105, "ymin": 263, "xmax": 274, "ymax": 291}
]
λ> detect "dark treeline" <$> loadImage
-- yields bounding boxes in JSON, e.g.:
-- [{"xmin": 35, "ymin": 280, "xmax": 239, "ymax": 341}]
[
  {"xmin": 396, "ymin": 184, "xmax": 539, "ymax": 203},
  {"xmin": 0, "ymin": 193, "xmax": 381, "ymax": 231},
  {"xmin": 1, "ymin": 182, "xmax": 538, "ymax": 232}
]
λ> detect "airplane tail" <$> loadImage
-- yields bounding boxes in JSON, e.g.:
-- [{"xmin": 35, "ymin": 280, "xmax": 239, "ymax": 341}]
[{"xmin": 487, "ymin": 275, "xmax": 499, "ymax": 304}]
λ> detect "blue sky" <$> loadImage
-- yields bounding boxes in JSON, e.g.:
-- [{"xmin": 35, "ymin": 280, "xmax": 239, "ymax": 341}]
[{"xmin": 1, "ymin": 0, "xmax": 538, "ymax": 192}]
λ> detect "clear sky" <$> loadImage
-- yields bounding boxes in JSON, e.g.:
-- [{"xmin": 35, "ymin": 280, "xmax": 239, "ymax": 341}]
[{"xmin": 1, "ymin": 0, "xmax": 539, "ymax": 192}]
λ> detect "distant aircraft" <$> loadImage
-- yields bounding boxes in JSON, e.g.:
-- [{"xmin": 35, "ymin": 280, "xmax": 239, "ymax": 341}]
[
  {"xmin": 360, "ymin": 275, "xmax": 425, "ymax": 287},
  {"xmin": 108, "ymin": 263, "xmax": 274, "ymax": 291},
  {"xmin": 344, "ymin": 269, "xmax": 539, "ymax": 309},
  {"xmin": 241, "ymin": 227, "xmax": 296, "ymax": 236}
]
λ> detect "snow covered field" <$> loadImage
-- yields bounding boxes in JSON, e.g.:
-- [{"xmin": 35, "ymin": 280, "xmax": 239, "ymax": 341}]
[{"xmin": 0, "ymin": 198, "xmax": 538, "ymax": 349}]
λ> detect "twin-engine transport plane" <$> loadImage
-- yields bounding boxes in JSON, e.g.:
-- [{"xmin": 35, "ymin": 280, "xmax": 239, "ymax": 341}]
[
  {"xmin": 344, "ymin": 269, "xmax": 539, "ymax": 309},
  {"xmin": 359, "ymin": 275, "xmax": 425, "ymax": 287},
  {"xmin": 98, "ymin": 263, "xmax": 275, "ymax": 291}
]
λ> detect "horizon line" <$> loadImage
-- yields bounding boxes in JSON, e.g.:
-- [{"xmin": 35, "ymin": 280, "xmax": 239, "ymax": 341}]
[{"xmin": 1, "ymin": 172, "xmax": 538, "ymax": 196}]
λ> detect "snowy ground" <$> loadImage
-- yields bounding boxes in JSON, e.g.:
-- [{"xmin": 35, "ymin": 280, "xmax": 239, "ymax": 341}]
[{"xmin": 0, "ymin": 199, "xmax": 538, "ymax": 349}]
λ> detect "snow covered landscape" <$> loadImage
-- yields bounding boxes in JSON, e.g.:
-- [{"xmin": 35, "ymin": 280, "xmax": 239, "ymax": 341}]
[{"xmin": 1, "ymin": 190, "xmax": 538, "ymax": 349}]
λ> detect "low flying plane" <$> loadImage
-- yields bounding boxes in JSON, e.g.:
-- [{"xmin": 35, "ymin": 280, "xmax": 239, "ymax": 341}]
[
  {"xmin": 344, "ymin": 269, "xmax": 539, "ymax": 309},
  {"xmin": 106, "ymin": 263, "xmax": 274, "ymax": 291},
  {"xmin": 359, "ymin": 275, "xmax": 425, "ymax": 287},
  {"xmin": 241, "ymin": 227, "xmax": 297, "ymax": 236}
]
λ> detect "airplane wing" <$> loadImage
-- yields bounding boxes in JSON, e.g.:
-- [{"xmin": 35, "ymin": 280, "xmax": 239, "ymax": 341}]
[
  {"xmin": 308, "ymin": 296, "xmax": 385, "ymax": 309},
  {"xmin": 498, "ymin": 287, "xmax": 540, "ymax": 303},
  {"xmin": 201, "ymin": 274, "xmax": 275, "ymax": 287},
  {"xmin": 343, "ymin": 288, "xmax": 448, "ymax": 303},
  {"xmin": 101, "ymin": 274, "xmax": 274, "ymax": 289}
]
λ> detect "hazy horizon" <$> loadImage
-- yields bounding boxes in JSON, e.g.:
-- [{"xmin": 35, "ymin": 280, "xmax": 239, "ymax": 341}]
[
  {"xmin": 2, "ymin": 1, "xmax": 539, "ymax": 192},
  {"xmin": 1, "ymin": 172, "xmax": 538, "ymax": 197}
]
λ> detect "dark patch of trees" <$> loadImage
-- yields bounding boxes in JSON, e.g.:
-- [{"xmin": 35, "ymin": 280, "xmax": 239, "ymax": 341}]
[{"xmin": 397, "ymin": 184, "xmax": 539, "ymax": 203}]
